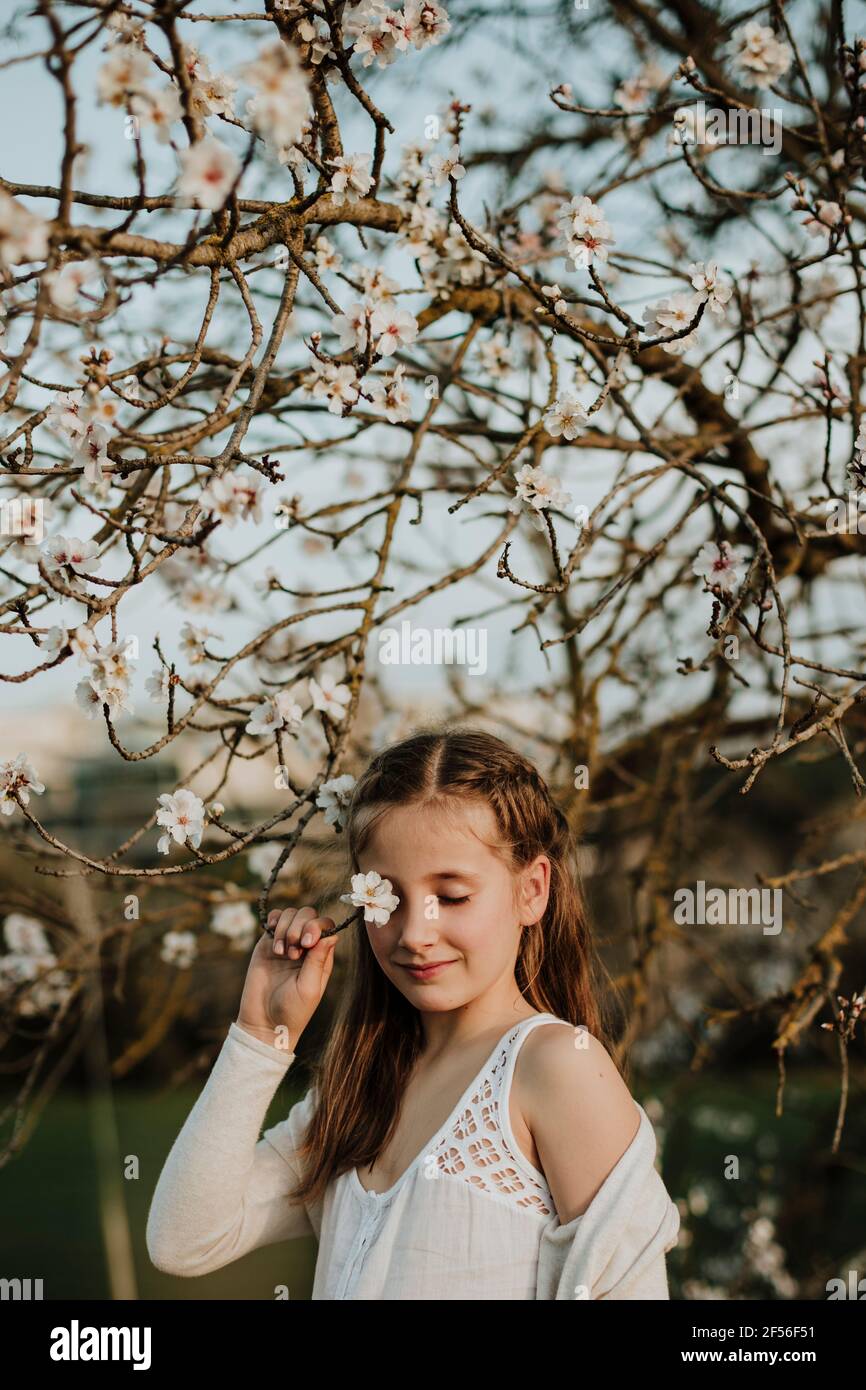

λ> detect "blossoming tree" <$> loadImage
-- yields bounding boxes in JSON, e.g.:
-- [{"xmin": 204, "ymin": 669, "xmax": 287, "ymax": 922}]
[{"xmin": 1, "ymin": 0, "xmax": 864, "ymax": 1197}]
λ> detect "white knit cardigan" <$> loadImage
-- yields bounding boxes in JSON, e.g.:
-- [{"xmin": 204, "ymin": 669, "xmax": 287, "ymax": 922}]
[{"xmin": 146, "ymin": 1020, "xmax": 680, "ymax": 1300}]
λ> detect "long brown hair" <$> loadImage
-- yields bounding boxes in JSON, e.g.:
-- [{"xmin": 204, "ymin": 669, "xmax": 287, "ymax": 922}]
[{"xmin": 286, "ymin": 723, "xmax": 623, "ymax": 1209}]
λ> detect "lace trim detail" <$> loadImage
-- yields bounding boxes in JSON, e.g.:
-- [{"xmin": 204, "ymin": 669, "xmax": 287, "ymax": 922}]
[{"xmin": 430, "ymin": 1021, "xmax": 560, "ymax": 1217}]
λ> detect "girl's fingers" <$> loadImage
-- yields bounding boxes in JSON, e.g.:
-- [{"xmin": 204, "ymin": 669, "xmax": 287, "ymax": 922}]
[
  {"xmin": 281, "ymin": 905, "xmax": 318, "ymax": 959},
  {"xmin": 288, "ymin": 909, "xmax": 324, "ymax": 958},
  {"xmin": 266, "ymin": 907, "xmax": 334, "ymax": 960},
  {"xmin": 272, "ymin": 907, "xmax": 299, "ymax": 957}
]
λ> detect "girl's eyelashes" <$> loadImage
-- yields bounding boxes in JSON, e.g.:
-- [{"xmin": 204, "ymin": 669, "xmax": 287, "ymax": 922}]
[{"xmin": 439, "ymin": 894, "xmax": 470, "ymax": 905}]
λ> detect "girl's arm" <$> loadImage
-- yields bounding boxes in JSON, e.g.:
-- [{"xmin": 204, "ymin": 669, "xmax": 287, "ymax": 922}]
[
  {"xmin": 145, "ymin": 1021, "xmax": 317, "ymax": 1278},
  {"xmin": 522, "ymin": 1027, "xmax": 680, "ymax": 1299}
]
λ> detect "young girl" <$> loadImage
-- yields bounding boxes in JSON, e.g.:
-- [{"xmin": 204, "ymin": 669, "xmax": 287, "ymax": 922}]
[{"xmin": 146, "ymin": 726, "xmax": 680, "ymax": 1299}]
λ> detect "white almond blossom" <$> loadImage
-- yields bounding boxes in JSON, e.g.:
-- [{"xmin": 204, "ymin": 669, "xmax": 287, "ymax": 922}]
[
  {"xmin": 4, "ymin": 913, "xmax": 50, "ymax": 954},
  {"xmin": 145, "ymin": 666, "xmax": 170, "ymax": 701},
  {"xmin": 76, "ymin": 632, "xmax": 136, "ymax": 716},
  {"xmin": 729, "ymin": 21, "xmax": 793, "ymax": 89},
  {"xmin": 643, "ymin": 293, "xmax": 700, "ymax": 353},
  {"xmin": 72, "ymin": 420, "xmax": 112, "ymax": 489},
  {"xmin": 160, "ymin": 930, "xmax": 198, "ymax": 968},
  {"xmin": 347, "ymin": 1, "xmax": 450, "ymax": 63},
  {"xmin": 242, "ymin": 41, "xmax": 310, "ymax": 150},
  {"xmin": 179, "ymin": 621, "xmax": 218, "ymax": 665},
  {"xmin": 314, "ymin": 236, "xmax": 343, "ymax": 274},
  {"xmin": 129, "ymin": 85, "xmax": 183, "ymax": 143},
  {"xmin": 296, "ymin": 12, "xmax": 337, "ymax": 67},
  {"xmin": 543, "ymin": 394, "xmax": 589, "ymax": 440},
  {"xmin": 156, "ymin": 787, "xmax": 206, "ymax": 855},
  {"xmin": 340, "ymin": 869, "xmax": 400, "ymax": 925},
  {"xmin": 670, "ymin": 105, "xmax": 723, "ymax": 151},
  {"xmin": 197, "ymin": 475, "xmax": 241, "ymax": 526},
  {"xmin": 0, "ymin": 189, "xmax": 50, "ymax": 268},
  {"xmin": 368, "ymin": 362, "xmax": 412, "ymax": 422},
  {"xmin": 89, "ymin": 639, "xmax": 135, "ymax": 690},
  {"xmin": 70, "ymin": 625, "xmax": 97, "ymax": 663},
  {"xmin": 46, "ymin": 389, "xmax": 88, "ymax": 440},
  {"xmin": 255, "ymin": 565, "xmax": 281, "ymax": 594},
  {"xmin": 211, "ymin": 900, "xmax": 256, "ymax": 950},
  {"xmin": 477, "ymin": 334, "xmax": 513, "ymax": 379},
  {"xmin": 331, "ymin": 302, "xmax": 371, "ymax": 352},
  {"xmin": 692, "ymin": 540, "xmax": 751, "ymax": 593},
  {"xmin": 309, "ymin": 672, "xmax": 352, "ymax": 721},
  {"xmin": 96, "ymin": 46, "xmax": 152, "ymax": 106},
  {"xmin": 246, "ymin": 687, "xmax": 305, "ymax": 736},
  {"xmin": 104, "ymin": 11, "xmax": 146, "ymax": 46},
  {"xmin": 0, "ymin": 915, "xmax": 72, "ymax": 1016},
  {"xmin": 328, "ymin": 152, "xmax": 373, "ymax": 202},
  {"xmin": 352, "ymin": 24, "xmax": 398, "ymax": 69},
  {"xmin": 508, "ymin": 463, "xmax": 573, "ymax": 529},
  {"xmin": 41, "ymin": 534, "xmax": 100, "ymax": 578},
  {"xmin": 199, "ymin": 472, "xmax": 264, "ymax": 527},
  {"xmin": 40, "ymin": 625, "xmax": 68, "ymax": 661},
  {"xmin": 688, "ymin": 261, "xmax": 733, "ymax": 318},
  {"xmin": 75, "ymin": 680, "xmax": 104, "ymax": 719},
  {"xmin": 247, "ymin": 841, "xmax": 291, "ymax": 880},
  {"xmin": 316, "ymin": 773, "xmax": 357, "ymax": 828},
  {"xmin": 398, "ymin": 141, "xmax": 432, "ymax": 186},
  {"xmin": 396, "ymin": 197, "xmax": 441, "ymax": 259},
  {"xmin": 183, "ymin": 47, "xmax": 237, "ymax": 119},
  {"xmin": 370, "ymin": 303, "xmax": 418, "ymax": 356},
  {"xmin": 176, "ymin": 137, "xmax": 242, "ymax": 211},
  {"xmin": 303, "ymin": 362, "xmax": 362, "ymax": 414},
  {"xmin": 431, "ymin": 229, "xmax": 487, "ymax": 288},
  {"xmin": 541, "ymin": 283, "xmax": 567, "ymax": 315},
  {"xmin": 404, "ymin": 2, "xmax": 451, "ymax": 49},
  {"xmin": 354, "ymin": 265, "xmax": 400, "ymax": 303},
  {"xmin": 178, "ymin": 578, "xmax": 231, "ymax": 615},
  {"xmin": 615, "ymin": 61, "xmax": 665, "ymax": 113},
  {"xmin": 0, "ymin": 953, "xmax": 72, "ymax": 1015},
  {"xmin": 429, "ymin": 145, "xmax": 465, "ymax": 186},
  {"xmin": 44, "ymin": 259, "xmax": 101, "ymax": 310},
  {"xmin": 0, "ymin": 754, "xmax": 45, "ymax": 816},
  {"xmin": 800, "ymin": 272, "xmax": 840, "ymax": 331},
  {"xmin": 85, "ymin": 390, "xmax": 123, "ymax": 429},
  {"xmin": 557, "ymin": 194, "xmax": 615, "ymax": 269},
  {"xmin": 653, "ymin": 292, "xmax": 701, "ymax": 333},
  {"xmin": 802, "ymin": 200, "xmax": 843, "ymax": 240}
]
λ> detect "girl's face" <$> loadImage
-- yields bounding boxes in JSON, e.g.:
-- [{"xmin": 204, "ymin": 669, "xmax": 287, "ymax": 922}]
[{"xmin": 358, "ymin": 798, "xmax": 550, "ymax": 1010}]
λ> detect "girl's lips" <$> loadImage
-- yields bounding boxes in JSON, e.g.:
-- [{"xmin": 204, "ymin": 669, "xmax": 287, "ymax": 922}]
[{"xmin": 399, "ymin": 960, "xmax": 455, "ymax": 980}]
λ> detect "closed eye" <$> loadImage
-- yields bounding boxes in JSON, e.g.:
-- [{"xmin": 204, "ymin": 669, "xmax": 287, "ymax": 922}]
[{"xmin": 439, "ymin": 894, "xmax": 470, "ymax": 905}]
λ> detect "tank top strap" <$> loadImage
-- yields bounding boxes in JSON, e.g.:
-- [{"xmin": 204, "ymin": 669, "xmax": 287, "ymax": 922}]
[
  {"xmin": 498, "ymin": 1012, "xmax": 575, "ymax": 1097},
  {"xmin": 434, "ymin": 1012, "xmax": 575, "ymax": 1218}
]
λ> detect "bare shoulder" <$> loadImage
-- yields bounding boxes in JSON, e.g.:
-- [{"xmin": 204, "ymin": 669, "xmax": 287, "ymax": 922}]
[{"xmin": 513, "ymin": 1022, "xmax": 641, "ymax": 1224}]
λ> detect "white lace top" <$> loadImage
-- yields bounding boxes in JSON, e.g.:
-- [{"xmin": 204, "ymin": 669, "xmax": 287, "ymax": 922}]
[{"xmin": 146, "ymin": 1012, "xmax": 680, "ymax": 1300}]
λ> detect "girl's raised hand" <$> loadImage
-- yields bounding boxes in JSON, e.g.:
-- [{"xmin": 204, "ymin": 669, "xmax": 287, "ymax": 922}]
[{"xmin": 235, "ymin": 906, "xmax": 338, "ymax": 1052}]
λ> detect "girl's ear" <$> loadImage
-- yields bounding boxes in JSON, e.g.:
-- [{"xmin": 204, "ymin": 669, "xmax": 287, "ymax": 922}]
[{"xmin": 519, "ymin": 853, "xmax": 551, "ymax": 926}]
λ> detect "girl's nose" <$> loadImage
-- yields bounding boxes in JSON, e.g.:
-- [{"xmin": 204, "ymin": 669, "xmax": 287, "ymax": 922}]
[{"xmin": 392, "ymin": 897, "xmax": 440, "ymax": 941}]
